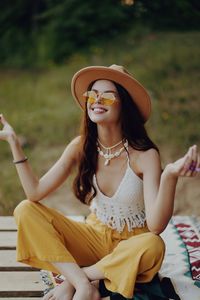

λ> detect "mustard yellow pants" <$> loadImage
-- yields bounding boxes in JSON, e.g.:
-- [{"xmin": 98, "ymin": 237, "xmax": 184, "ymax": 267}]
[{"xmin": 13, "ymin": 200, "xmax": 165, "ymax": 298}]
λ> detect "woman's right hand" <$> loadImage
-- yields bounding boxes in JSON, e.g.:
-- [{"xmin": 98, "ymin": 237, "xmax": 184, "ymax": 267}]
[{"xmin": 0, "ymin": 113, "xmax": 17, "ymax": 143}]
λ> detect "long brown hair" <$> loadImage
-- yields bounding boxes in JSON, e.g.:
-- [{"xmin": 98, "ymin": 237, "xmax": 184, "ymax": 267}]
[{"xmin": 73, "ymin": 81, "xmax": 159, "ymax": 204}]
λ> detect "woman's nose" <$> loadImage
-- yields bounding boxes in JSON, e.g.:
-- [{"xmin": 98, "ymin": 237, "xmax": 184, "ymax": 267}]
[{"xmin": 95, "ymin": 93, "xmax": 102, "ymax": 103}]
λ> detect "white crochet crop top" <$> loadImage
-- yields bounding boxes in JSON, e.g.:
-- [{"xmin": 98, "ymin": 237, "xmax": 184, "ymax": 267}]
[{"xmin": 90, "ymin": 150, "xmax": 146, "ymax": 233}]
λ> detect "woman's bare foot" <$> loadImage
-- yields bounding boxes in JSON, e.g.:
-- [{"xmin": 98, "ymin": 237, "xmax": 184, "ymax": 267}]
[
  {"xmin": 72, "ymin": 282, "xmax": 101, "ymax": 300},
  {"xmin": 43, "ymin": 278, "xmax": 75, "ymax": 300}
]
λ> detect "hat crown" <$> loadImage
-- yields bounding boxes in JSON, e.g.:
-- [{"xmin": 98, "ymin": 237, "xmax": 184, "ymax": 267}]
[
  {"xmin": 71, "ymin": 64, "xmax": 151, "ymax": 122},
  {"xmin": 109, "ymin": 64, "xmax": 132, "ymax": 76}
]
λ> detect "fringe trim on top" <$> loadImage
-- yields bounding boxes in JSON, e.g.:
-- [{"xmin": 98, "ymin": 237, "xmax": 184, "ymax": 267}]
[{"xmin": 90, "ymin": 205, "xmax": 146, "ymax": 233}]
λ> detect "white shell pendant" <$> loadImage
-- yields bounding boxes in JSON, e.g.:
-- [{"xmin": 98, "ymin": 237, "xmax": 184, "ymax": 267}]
[
  {"xmin": 96, "ymin": 139, "xmax": 129, "ymax": 166},
  {"xmin": 104, "ymin": 159, "xmax": 110, "ymax": 166}
]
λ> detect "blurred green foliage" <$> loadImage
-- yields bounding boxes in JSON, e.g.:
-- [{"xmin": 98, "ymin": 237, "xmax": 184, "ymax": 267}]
[
  {"xmin": 0, "ymin": 29, "xmax": 199, "ymax": 214},
  {"xmin": 0, "ymin": 0, "xmax": 199, "ymax": 67},
  {"xmin": 0, "ymin": 1, "xmax": 199, "ymax": 214}
]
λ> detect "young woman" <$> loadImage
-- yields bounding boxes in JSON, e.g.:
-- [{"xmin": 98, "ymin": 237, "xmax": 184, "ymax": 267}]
[{"xmin": 0, "ymin": 64, "xmax": 199, "ymax": 300}]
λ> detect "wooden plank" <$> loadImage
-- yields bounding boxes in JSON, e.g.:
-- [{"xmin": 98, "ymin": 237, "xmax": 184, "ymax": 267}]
[
  {"xmin": 0, "ymin": 216, "xmax": 17, "ymax": 231},
  {"xmin": 0, "ymin": 271, "xmax": 109, "ymax": 298},
  {"xmin": 2, "ymin": 298, "xmax": 43, "ymax": 300},
  {"xmin": 0, "ymin": 250, "xmax": 39, "ymax": 271},
  {"xmin": 0, "ymin": 291, "xmax": 43, "ymax": 297},
  {"xmin": 0, "ymin": 232, "xmax": 17, "ymax": 249},
  {"xmin": 0, "ymin": 272, "xmax": 45, "ymax": 297},
  {"xmin": 0, "ymin": 215, "xmax": 87, "ymax": 298},
  {"xmin": 0, "ymin": 216, "xmax": 84, "ymax": 248},
  {"xmin": 0, "ymin": 215, "xmax": 85, "ymax": 231},
  {"xmin": 1, "ymin": 298, "xmax": 109, "ymax": 300}
]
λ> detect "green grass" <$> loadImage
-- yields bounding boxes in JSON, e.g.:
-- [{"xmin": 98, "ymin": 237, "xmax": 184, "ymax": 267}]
[{"xmin": 0, "ymin": 29, "xmax": 199, "ymax": 215}]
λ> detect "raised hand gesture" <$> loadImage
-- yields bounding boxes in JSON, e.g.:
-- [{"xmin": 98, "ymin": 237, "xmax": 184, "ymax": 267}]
[
  {"xmin": 165, "ymin": 145, "xmax": 200, "ymax": 178},
  {"xmin": 0, "ymin": 114, "xmax": 17, "ymax": 143}
]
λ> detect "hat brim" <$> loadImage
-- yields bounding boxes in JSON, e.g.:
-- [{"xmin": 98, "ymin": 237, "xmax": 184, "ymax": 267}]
[{"xmin": 71, "ymin": 66, "xmax": 151, "ymax": 122}]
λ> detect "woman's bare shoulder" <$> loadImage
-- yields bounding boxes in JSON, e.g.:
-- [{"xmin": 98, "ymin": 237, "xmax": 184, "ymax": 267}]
[
  {"xmin": 128, "ymin": 147, "xmax": 159, "ymax": 157},
  {"xmin": 62, "ymin": 135, "xmax": 82, "ymax": 164},
  {"xmin": 129, "ymin": 147, "xmax": 161, "ymax": 175},
  {"xmin": 138, "ymin": 148, "xmax": 161, "ymax": 173},
  {"xmin": 139, "ymin": 148, "xmax": 160, "ymax": 159},
  {"xmin": 69, "ymin": 135, "xmax": 82, "ymax": 146}
]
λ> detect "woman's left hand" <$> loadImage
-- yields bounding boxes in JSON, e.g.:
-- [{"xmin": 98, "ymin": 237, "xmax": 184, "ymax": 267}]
[{"xmin": 164, "ymin": 145, "xmax": 200, "ymax": 179}]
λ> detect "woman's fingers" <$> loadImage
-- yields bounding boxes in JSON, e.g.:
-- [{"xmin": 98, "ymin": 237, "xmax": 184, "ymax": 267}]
[
  {"xmin": 194, "ymin": 152, "xmax": 200, "ymax": 177},
  {"xmin": 0, "ymin": 114, "xmax": 11, "ymax": 129},
  {"xmin": 0, "ymin": 113, "xmax": 7, "ymax": 125},
  {"xmin": 0, "ymin": 113, "xmax": 13, "ymax": 131},
  {"xmin": 182, "ymin": 147, "xmax": 193, "ymax": 176},
  {"xmin": 0, "ymin": 113, "xmax": 16, "ymax": 142},
  {"xmin": 190, "ymin": 145, "xmax": 198, "ymax": 176},
  {"xmin": 179, "ymin": 153, "xmax": 191, "ymax": 176},
  {"xmin": 179, "ymin": 145, "xmax": 198, "ymax": 177},
  {"xmin": 186, "ymin": 145, "xmax": 196, "ymax": 176},
  {"xmin": 184, "ymin": 145, "xmax": 199, "ymax": 177}
]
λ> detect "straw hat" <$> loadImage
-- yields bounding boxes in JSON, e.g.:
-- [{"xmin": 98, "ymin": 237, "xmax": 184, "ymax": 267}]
[{"xmin": 71, "ymin": 64, "xmax": 151, "ymax": 122}]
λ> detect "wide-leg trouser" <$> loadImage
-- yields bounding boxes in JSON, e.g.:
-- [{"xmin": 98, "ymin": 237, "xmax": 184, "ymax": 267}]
[{"xmin": 13, "ymin": 199, "xmax": 165, "ymax": 299}]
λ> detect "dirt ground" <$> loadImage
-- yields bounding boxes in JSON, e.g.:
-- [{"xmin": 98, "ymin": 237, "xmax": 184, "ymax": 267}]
[{"xmin": 42, "ymin": 175, "xmax": 200, "ymax": 218}]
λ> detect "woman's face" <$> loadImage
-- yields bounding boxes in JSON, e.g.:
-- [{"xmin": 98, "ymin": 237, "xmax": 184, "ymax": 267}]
[{"xmin": 86, "ymin": 80, "xmax": 122, "ymax": 125}]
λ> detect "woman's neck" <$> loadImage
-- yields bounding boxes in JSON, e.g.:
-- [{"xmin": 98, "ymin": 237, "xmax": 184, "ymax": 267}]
[{"xmin": 97, "ymin": 124, "xmax": 123, "ymax": 148}]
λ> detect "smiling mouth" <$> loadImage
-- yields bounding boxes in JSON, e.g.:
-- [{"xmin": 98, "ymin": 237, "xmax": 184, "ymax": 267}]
[{"xmin": 91, "ymin": 107, "xmax": 108, "ymax": 113}]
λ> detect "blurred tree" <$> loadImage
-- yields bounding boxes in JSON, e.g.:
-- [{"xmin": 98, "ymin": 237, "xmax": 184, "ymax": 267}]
[
  {"xmin": 0, "ymin": 0, "xmax": 46, "ymax": 66},
  {"xmin": 39, "ymin": 0, "xmax": 134, "ymax": 62},
  {"xmin": 134, "ymin": 0, "xmax": 200, "ymax": 29},
  {"xmin": 0, "ymin": 0, "xmax": 199, "ymax": 67}
]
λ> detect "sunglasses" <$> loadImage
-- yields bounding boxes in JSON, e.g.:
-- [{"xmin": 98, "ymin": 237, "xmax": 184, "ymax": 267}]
[{"xmin": 83, "ymin": 90, "xmax": 117, "ymax": 106}]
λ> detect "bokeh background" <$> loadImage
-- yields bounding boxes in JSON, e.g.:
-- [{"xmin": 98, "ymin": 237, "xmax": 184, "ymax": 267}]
[{"xmin": 0, "ymin": 0, "xmax": 199, "ymax": 216}]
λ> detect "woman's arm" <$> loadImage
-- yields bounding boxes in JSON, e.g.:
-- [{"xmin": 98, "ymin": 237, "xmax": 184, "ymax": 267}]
[
  {"xmin": 0, "ymin": 114, "xmax": 81, "ymax": 202},
  {"xmin": 139, "ymin": 145, "xmax": 199, "ymax": 234}
]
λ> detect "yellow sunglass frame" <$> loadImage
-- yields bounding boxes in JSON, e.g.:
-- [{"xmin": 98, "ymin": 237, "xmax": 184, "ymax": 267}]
[{"xmin": 83, "ymin": 90, "xmax": 117, "ymax": 106}]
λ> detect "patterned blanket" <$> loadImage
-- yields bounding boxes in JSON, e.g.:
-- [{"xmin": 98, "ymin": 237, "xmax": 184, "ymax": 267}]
[
  {"xmin": 159, "ymin": 215, "xmax": 200, "ymax": 300},
  {"xmin": 40, "ymin": 216, "xmax": 200, "ymax": 299}
]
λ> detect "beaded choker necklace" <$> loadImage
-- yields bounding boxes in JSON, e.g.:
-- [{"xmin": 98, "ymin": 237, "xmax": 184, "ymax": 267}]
[{"xmin": 97, "ymin": 138, "xmax": 128, "ymax": 166}]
